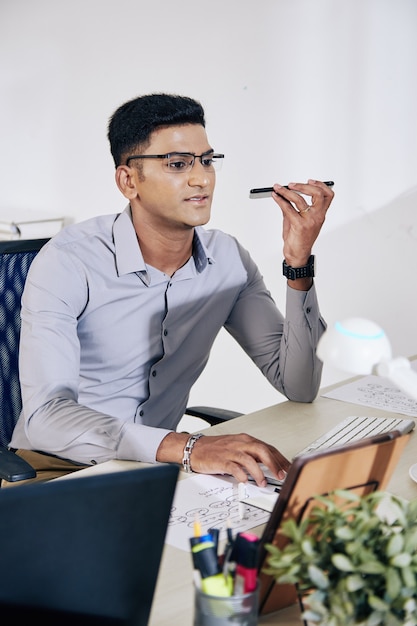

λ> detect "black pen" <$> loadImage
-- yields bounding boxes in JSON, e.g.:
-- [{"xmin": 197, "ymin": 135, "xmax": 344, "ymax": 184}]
[
  {"xmin": 226, "ymin": 518, "xmax": 234, "ymax": 547},
  {"xmin": 222, "ymin": 520, "xmax": 235, "ymax": 581},
  {"xmin": 208, "ymin": 527, "xmax": 220, "ymax": 557},
  {"xmin": 249, "ymin": 181, "xmax": 334, "ymax": 199}
]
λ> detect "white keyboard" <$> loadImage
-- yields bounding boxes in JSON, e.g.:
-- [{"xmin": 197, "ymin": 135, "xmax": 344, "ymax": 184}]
[
  {"xmin": 249, "ymin": 415, "xmax": 415, "ymax": 487},
  {"xmin": 295, "ymin": 414, "xmax": 415, "ymax": 457}
]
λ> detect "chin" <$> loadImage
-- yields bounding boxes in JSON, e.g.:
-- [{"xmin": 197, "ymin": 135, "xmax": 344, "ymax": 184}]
[{"xmin": 186, "ymin": 212, "xmax": 210, "ymax": 228}]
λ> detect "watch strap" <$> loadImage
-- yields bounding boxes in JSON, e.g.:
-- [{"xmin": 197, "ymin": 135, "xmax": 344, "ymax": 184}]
[{"xmin": 282, "ymin": 255, "xmax": 315, "ymax": 280}]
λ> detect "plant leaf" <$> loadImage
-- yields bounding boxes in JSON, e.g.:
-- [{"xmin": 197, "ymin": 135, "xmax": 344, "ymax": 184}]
[
  {"xmin": 308, "ymin": 563, "xmax": 329, "ymax": 589},
  {"xmin": 358, "ymin": 560, "xmax": 386, "ymax": 574},
  {"xmin": 390, "ymin": 552, "xmax": 412, "ymax": 568},
  {"xmin": 387, "ymin": 532, "xmax": 404, "ymax": 557},
  {"xmin": 345, "ymin": 574, "xmax": 365, "ymax": 591},
  {"xmin": 331, "ymin": 553, "xmax": 354, "ymax": 572},
  {"xmin": 386, "ymin": 566, "xmax": 402, "ymax": 599},
  {"xmin": 368, "ymin": 594, "xmax": 390, "ymax": 611}
]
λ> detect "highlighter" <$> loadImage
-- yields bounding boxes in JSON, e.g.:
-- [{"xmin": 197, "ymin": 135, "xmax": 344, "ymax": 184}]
[
  {"xmin": 233, "ymin": 532, "xmax": 260, "ymax": 594},
  {"xmin": 190, "ymin": 538, "xmax": 217, "ymax": 571},
  {"xmin": 192, "ymin": 542, "xmax": 233, "ymax": 597},
  {"xmin": 201, "ymin": 573, "xmax": 233, "ymax": 597}
]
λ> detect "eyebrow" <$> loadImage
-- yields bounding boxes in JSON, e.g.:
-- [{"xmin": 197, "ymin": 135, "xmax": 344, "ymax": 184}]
[{"xmin": 164, "ymin": 149, "xmax": 214, "ymax": 156}]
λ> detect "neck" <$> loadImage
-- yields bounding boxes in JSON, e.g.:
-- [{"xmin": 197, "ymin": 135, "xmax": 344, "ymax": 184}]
[
  {"xmin": 133, "ymin": 219, "xmax": 194, "ymax": 276},
  {"xmin": 140, "ymin": 236, "xmax": 193, "ymax": 276}
]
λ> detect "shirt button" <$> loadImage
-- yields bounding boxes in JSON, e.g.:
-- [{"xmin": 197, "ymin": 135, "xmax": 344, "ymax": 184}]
[
  {"xmin": 306, "ymin": 307, "xmax": 311, "ymax": 314},
  {"xmin": 164, "ymin": 329, "xmax": 168, "ymax": 336},
  {"xmin": 139, "ymin": 410, "xmax": 144, "ymax": 416},
  {"xmin": 152, "ymin": 371, "xmax": 157, "ymax": 377}
]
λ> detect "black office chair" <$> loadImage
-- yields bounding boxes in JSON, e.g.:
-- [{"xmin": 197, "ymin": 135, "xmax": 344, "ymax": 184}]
[
  {"xmin": 0, "ymin": 238, "xmax": 242, "ymax": 483},
  {"xmin": 0, "ymin": 238, "xmax": 50, "ymax": 483}
]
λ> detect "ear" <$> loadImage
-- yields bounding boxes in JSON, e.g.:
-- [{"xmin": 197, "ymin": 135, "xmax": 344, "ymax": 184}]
[{"xmin": 115, "ymin": 165, "xmax": 139, "ymax": 200}]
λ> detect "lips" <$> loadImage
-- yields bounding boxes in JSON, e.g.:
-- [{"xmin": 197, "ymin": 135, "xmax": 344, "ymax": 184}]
[{"xmin": 186, "ymin": 195, "xmax": 209, "ymax": 202}]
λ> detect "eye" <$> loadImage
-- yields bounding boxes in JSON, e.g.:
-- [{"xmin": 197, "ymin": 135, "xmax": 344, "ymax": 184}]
[
  {"xmin": 167, "ymin": 155, "xmax": 193, "ymax": 170},
  {"xmin": 201, "ymin": 157, "xmax": 214, "ymax": 168}
]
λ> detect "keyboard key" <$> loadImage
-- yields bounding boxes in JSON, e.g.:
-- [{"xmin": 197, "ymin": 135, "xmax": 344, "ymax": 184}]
[{"xmin": 295, "ymin": 415, "xmax": 415, "ymax": 457}]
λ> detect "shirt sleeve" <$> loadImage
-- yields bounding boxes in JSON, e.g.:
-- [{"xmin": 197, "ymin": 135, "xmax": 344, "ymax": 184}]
[
  {"xmin": 12, "ymin": 243, "xmax": 171, "ymax": 465},
  {"xmin": 224, "ymin": 243, "xmax": 326, "ymax": 402}
]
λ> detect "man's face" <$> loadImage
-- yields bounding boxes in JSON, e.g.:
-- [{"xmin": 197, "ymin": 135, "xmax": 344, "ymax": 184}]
[{"xmin": 127, "ymin": 124, "xmax": 217, "ymax": 231}]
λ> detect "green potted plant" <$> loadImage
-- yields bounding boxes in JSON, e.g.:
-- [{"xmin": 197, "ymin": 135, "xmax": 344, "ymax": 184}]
[{"xmin": 263, "ymin": 489, "xmax": 417, "ymax": 626}]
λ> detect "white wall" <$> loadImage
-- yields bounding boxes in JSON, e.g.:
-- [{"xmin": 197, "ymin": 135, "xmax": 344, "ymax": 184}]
[{"xmin": 1, "ymin": 0, "xmax": 417, "ymax": 413}]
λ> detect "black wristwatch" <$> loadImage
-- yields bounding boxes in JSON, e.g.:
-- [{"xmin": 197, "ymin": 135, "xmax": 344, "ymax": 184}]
[{"xmin": 282, "ymin": 255, "xmax": 315, "ymax": 280}]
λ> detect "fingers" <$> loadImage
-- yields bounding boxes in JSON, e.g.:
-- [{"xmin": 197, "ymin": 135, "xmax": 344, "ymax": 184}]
[
  {"xmin": 189, "ymin": 433, "xmax": 291, "ymax": 488},
  {"xmin": 271, "ymin": 179, "xmax": 334, "ymax": 267},
  {"xmin": 272, "ymin": 179, "xmax": 334, "ymax": 213}
]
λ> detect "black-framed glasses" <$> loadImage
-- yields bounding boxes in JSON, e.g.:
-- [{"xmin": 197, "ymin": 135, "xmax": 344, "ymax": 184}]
[{"xmin": 125, "ymin": 150, "xmax": 224, "ymax": 173}]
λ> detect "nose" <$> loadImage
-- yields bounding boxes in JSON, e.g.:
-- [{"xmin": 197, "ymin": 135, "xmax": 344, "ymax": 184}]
[{"xmin": 188, "ymin": 159, "xmax": 212, "ymax": 186}]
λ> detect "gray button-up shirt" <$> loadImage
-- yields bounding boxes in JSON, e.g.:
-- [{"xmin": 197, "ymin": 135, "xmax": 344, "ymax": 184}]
[{"xmin": 11, "ymin": 206, "xmax": 326, "ymax": 465}]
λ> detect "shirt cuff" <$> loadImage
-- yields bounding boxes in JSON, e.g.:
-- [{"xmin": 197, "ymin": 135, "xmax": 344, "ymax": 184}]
[
  {"xmin": 285, "ymin": 282, "xmax": 320, "ymax": 325},
  {"xmin": 117, "ymin": 422, "xmax": 172, "ymax": 464}
]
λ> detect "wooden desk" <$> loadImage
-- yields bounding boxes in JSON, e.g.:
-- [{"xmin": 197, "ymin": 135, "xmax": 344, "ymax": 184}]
[
  {"xmin": 62, "ymin": 377, "xmax": 417, "ymax": 625},
  {"xmin": 148, "ymin": 379, "xmax": 417, "ymax": 626}
]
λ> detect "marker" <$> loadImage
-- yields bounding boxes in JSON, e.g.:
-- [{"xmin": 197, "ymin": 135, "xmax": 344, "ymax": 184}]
[
  {"xmin": 233, "ymin": 532, "xmax": 260, "ymax": 594},
  {"xmin": 201, "ymin": 572, "xmax": 233, "ymax": 596},
  {"xmin": 192, "ymin": 541, "xmax": 233, "ymax": 596},
  {"xmin": 189, "ymin": 533, "xmax": 214, "ymax": 550},
  {"xmin": 249, "ymin": 180, "xmax": 334, "ymax": 199},
  {"xmin": 189, "ymin": 536, "xmax": 216, "ymax": 568}
]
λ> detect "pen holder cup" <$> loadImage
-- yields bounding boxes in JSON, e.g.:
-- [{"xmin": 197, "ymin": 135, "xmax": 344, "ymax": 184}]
[{"xmin": 193, "ymin": 583, "xmax": 259, "ymax": 626}]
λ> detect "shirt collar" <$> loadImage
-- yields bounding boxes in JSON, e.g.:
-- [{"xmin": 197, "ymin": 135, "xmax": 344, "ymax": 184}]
[
  {"xmin": 113, "ymin": 206, "xmax": 146, "ymax": 276},
  {"xmin": 113, "ymin": 205, "xmax": 215, "ymax": 278},
  {"xmin": 193, "ymin": 226, "xmax": 214, "ymax": 272}
]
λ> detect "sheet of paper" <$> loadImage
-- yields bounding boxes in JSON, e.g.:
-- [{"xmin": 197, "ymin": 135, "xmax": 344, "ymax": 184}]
[
  {"xmin": 165, "ymin": 474, "xmax": 276, "ymax": 551},
  {"xmin": 322, "ymin": 361, "xmax": 417, "ymax": 417},
  {"xmin": 243, "ymin": 491, "xmax": 279, "ymax": 513}
]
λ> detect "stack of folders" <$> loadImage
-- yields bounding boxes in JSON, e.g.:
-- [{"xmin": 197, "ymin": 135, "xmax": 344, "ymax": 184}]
[
  {"xmin": 190, "ymin": 516, "xmax": 260, "ymax": 597},
  {"xmin": 0, "ymin": 211, "xmax": 67, "ymax": 240}
]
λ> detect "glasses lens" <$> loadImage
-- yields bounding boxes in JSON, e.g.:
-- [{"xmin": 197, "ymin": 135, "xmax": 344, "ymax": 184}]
[
  {"xmin": 163, "ymin": 153, "xmax": 224, "ymax": 173},
  {"xmin": 209, "ymin": 154, "xmax": 223, "ymax": 171},
  {"xmin": 165, "ymin": 154, "xmax": 194, "ymax": 173}
]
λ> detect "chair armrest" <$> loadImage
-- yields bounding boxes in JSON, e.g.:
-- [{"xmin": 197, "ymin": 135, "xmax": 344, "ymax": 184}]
[
  {"xmin": 0, "ymin": 447, "xmax": 36, "ymax": 482},
  {"xmin": 185, "ymin": 406, "xmax": 243, "ymax": 426}
]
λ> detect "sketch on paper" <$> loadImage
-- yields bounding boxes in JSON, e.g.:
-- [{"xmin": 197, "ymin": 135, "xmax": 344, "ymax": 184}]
[
  {"xmin": 165, "ymin": 473, "xmax": 274, "ymax": 551},
  {"xmin": 323, "ymin": 361, "xmax": 417, "ymax": 417}
]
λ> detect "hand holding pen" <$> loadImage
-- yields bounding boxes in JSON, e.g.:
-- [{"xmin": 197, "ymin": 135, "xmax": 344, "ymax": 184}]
[
  {"xmin": 250, "ymin": 180, "xmax": 334, "ymax": 199},
  {"xmin": 268, "ymin": 179, "xmax": 335, "ymax": 283}
]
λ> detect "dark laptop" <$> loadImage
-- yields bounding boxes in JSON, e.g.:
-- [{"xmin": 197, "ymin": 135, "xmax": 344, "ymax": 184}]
[{"xmin": 0, "ymin": 463, "xmax": 179, "ymax": 625}]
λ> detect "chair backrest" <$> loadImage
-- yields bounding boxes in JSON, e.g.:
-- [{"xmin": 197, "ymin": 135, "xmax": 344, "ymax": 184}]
[{"xmin": 0, "ymin": 238, "xmax": 49, "ymax": 447}]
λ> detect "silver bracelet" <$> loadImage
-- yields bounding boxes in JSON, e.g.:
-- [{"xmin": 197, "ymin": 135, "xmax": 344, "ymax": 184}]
[{"xmin": 182, "ymin": 433, "xmax": 204, "ymax": 473}]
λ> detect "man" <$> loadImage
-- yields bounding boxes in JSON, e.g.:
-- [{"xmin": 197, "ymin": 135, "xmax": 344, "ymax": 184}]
[{"xmin": 6, "ymin": 94, "xmax": 333, "ymax": 487}]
